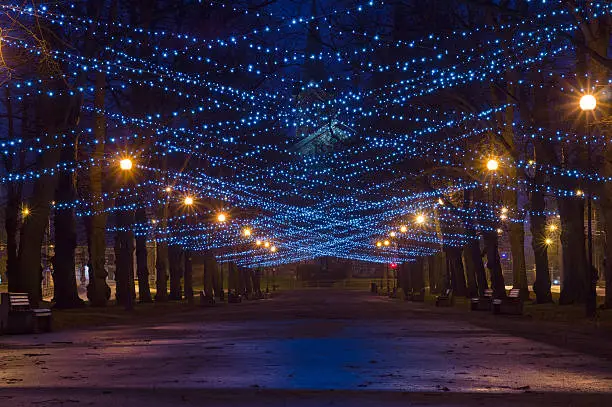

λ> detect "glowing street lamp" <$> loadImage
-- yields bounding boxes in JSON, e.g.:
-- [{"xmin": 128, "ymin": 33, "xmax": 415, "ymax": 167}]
[
  {"xmin": 270, "ymin": 246, "xmax": 277, "ymax": 253},
  {"xmin": 165, "ymin": 186, "xmax": 172, "ymax": 193},
  {"xmin": 548, "ymin": 224, "xmax": 557, "ymax": 232},
  {"xmin": 501, "ymin": 207, "xmax": 508, "ymax": 214},
  {"xmin": 580, "ymin": 94, "xmax": 597, "ymax": 111},
  {"xmin": 545, "ymin": 238, "xmax": 553, "ymax": 246},
  {"xmin": 243, "ymin": 228, "xmax": 252, "ymax": 237},
  {"xmin": 119, "ymin": 158, "xmax": 133, "ymax": 171},
  {"xmin": 415, "ymin": 214, "xmax": 426, "ymax": 225},
  {"xmin": 389, "ymin": 231, "xmax": 396, "ymax": 238},
  {"xmin": 383, "ymin": 240, "xmax": 390, "ymax": 246},
  {"xmin": 400, "ymin": 225, "xmax": 407, "ymax": 233},
  {"xmin": 264, "ymin": 241, "xmax": 270, "ymax": 248},
  {"xmin": 217, "ymin": 213, "xmax": 227, "ymax": 222},
  {"xmin": 376, "ymin": 241, "xmax": 382, "ymax": 247},
  {"xmin": 184, "ymin": 196, "xmax": 194, "ymax": 206},
  {"xmin": 22, "ymin": 206, "xmax": 30, "ymax": 217},
  {"xmin": 437, "ymin": 198, "xmax": 444, "ymax": 206},
  {"xmin": 486, "ymin": 158, "xmax": 499, "ymax": 171},
  {"xmin": 256, "ymin": 239, "xmax": 262, "ymax": 246}
]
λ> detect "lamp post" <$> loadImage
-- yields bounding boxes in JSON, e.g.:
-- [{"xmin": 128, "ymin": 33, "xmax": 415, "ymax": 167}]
[
  {"xmin": 118, "ymin": 157, "xmax": 134, "ymax": 311},
  {"xmin": 581, "ymin": 94, "xmax": 597, "ymax": 317}
]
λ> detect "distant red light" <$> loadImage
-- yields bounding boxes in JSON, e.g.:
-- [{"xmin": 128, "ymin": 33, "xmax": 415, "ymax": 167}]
[{"xmin": 390, "ymin": 263, "xmax": 398, "ymax": 269}]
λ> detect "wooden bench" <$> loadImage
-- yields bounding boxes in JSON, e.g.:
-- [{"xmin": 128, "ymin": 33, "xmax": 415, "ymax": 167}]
[
  {"xmin": 492, "ymin": 288, "xmax": 523, "ymax": 315},
  {"xmin": 470, "ymin": 288, "xmax": 493, "ymax": 311},
  {"xmin": 0, "ymin": 293, "xmax": 52, "ymax": 334},
  {"xmin": 199, "ymin": 291, "xmax": 216, "ymax": 307},
  {"xmin": 410, "ymin": 288, "xmax": 426, "ymax": 302},
  {"xmin": 227, "ymin": 291, "xmax": 242, "ymax": 303},
  {"xmin": 435, "ymin": 288, "xmax": 453, "ymax": 307}
]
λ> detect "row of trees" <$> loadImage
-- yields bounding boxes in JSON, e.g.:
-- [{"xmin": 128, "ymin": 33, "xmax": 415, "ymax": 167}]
[{"xmin": 0, "ymin": 1, "xmax": 610, "ymax": 316}]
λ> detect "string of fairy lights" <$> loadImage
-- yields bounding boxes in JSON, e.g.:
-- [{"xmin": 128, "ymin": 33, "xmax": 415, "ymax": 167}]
[{"xmin": 1, "ymin": 0, "xmax": 610, "ymax": 266}]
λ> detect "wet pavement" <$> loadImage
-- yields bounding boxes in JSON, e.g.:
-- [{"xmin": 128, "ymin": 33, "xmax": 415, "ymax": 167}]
[{"xmin": 1, "ymin": 290, "xmax": 612, "ymax": 406}]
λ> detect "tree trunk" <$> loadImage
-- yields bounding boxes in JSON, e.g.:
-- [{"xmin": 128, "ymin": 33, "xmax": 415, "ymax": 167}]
[
  {"xmin": 530, "ymin": 190, "xmax": 552, "ymax": 303},
  {"xmin": 184, "ymin": 249, "xmax": 193, "ymax": 304},
  {"xmin": 410, "ymin": 258, "xmax": 425, "ymax": 291},
  {"xmin": 509, "ymin": 218, "xmax": 529, "ymax": 300},
  {"xmin": 168, "ymin": 245, "xmax": 183, "ymax": 300},
  {"xmin": 558, "ymin": 197, "xmax": 587, "ymax": 304},
  {"xmin": 135, "ymin": 207, "xmax": 152, "ymax": 303},
  {"xmin": 4, "ymin": 88, "xmax": 23, "ymax": 290},
  {"xmin": 444, "ymin": 246, "xmax": 467, "ymax": 296},
  {"xmin": 86, "ymin": 71, "xmax": 110, "ymax": 307},
  {"xmin": 399, "ymin": 261, "xmax": 411, "ymax": 295},
  {"xmin": 427, "ymin": 256, "xmax": 439, "ymax": 294},
  {"xmin": 483, "ymin": 230, "xmax": 506, "ymax": 298},
  {"xmin": 53, "ymin": 141, "xmax": 84, "ymax": 309},
  {"xmin": 463, "ymin": 241, "xmax": 483, "ymax": 297}
]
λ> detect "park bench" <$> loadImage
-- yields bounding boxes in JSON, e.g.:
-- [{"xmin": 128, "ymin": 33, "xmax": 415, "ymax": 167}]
[
  {"xmin": 199, "ymin": 291, "xmax": 216, "ymax": 307},
  {"xmin": 470, "ymin": 288, "xmax": 493, "ymax": 311},
  {"xmin": 412, "ymin": 288, "xmax": 426, "ymax": 302},
  {"xmin": 0, "ymin": 293, "xmax": 52, "ymax": 334},
  {"xmin": 435, "ymin": 288, "xmax": 453, "ymax": 307},
  {"xmin": 492, "ymin": 288, "xmax": 523, "ymax": 315},
  {"xmin": 228, "ymin": 291, "xmax": 242, "ymax": 303}
]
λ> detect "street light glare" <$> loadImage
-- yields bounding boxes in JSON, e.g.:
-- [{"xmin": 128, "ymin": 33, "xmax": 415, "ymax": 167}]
[
  {"xmin": 400, "ymin": 225, "xmax": 408, "ymax": 233},
  {"xmin": 119, "ymin": 158, "xmax": 133, "ymax": 171},
  {"xmin": 545, "ymin": 238, "xmax": 553, "ymax": 245},
  {"xmin": 416, "ymin": 214, "xmax": 426, "ymax": 224},
  {"xmin": 376, "ymin": 241, "xmax": 382, "ymax": 247},
  {"xmin": 384, "ymin": 240, "xmax": 390, "ymax": 246},
  {"xmin": 243, "ymin": 228, "xmax": 252, "ymax": 237},
  {"xmin": 256, "ymin": 240, "xmax": 262, "ymax": 246},
  {"xmin": 270, "ymin": 246, "xmax": 277, "ymax": 253},
  {"xmin": 580, "ymin": 94, "xmax": 597, "ymax": 111},
  {"xmin": 548, "ymin": 224, "xmax": 557, "ymax": 232},
  {"xmin": 217, "ymin": 213, "xmax": 227, "ymax": 222},
  {"xmin": 22, "ymin": 206, "xmax": 30, "ymax": 217},
  {"xmin": 389, "ymin": 231, "xmax": 396, "ymax": 237},
  {"xmin": 486, "ymin": 158, "xmax": 499, "ymax": 171}
]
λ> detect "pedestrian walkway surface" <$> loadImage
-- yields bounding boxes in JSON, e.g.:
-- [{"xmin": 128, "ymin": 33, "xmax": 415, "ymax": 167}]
[{"xmin": 1, "ymin": 290, "xmax": 611, "ymax": 406}]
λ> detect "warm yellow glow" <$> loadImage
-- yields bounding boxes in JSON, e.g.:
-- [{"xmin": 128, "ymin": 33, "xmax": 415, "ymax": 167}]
[
  {"xmin": 384, "ymin": 240, "xmax": 390, "ymax": 246},
  {"xmin": 486, "ymin": 158, "xmax": 499, "ymax": 171},
  {"xmin": 119, "ymin": 158, "xmax": 133, "ymax": 171},
  {"xmin": 501, "ymin": 207, "xmax": 508, "ymax": 214},
  {"xmin": 497, "ymin": 228, "xmax": 503, "ymax": 235},
  {"xmin": 217, "ymin": 213, "xmax": 227, "ymax": 222},
  {"xmin": 576, "ymin": 189, "xmax": 584, "ymax": 197},
  {"xmin": 270, "ymin": 246, "xmax": 277, "ymax": 253},
  {"xmin": 400, "ymin": 225, "xmax": 407, "ymax": 233},
  {"xmin": 389, "ymin": 231, "xmax": 396, "ymax": 238},
  {"xmin": 151, "ymin": 219, "xmax": 158, "ymax": 224},
  {"xmin": 545, "ymin": 238, "xmax": 553, "ymax": 245},
  {"xmin": 256, "ymin": 240, "xmax": 262, "ymax": 246},
  {"xmin": 264, "ymin": 241, "xmax": 270, "ymax": 248},
  {"xmin": 580, "ymin": 94, "xmax": 597, "ymax": 111},
  {"xmin": 184, "ymin": 196, "xmax": 194, "ymax": 206},
  {"xmin": 165, "ymin": 186, "xmax": 172, "ymax": 193},
  {"xmin": 416, "ymin": 214, "xmax": 426, "ymax": 224},
  {"xmin": 243, "ymin": 228, "xmax": 252, "ymax": 237},
  {"xmin": 376, "ymin": 241, "xmax": 382, "ymax": 247},
  {"xmin": 500, "ymin": 214, "xmax": 508, "ymax": 220},
  {"xmin": 548, "ymin": 224, "xmax": 557, "ymax": 232},
  {"xmin": 437, "ymin": 198, "xmax": 444, "ymax": 206},
  {"xmin": 22, "ymin": 206, "xmax": 30, "ymax": 217}
]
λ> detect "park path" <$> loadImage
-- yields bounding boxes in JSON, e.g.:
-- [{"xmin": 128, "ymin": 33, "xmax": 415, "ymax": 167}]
[{"xmin": 1, "ymin": 289, "xmax": 612, "ymax": 406}]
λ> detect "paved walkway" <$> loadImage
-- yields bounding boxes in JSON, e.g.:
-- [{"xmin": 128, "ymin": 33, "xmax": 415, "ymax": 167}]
[{"xmin": 1, "ymin": 290, "xmax": 611, "ymax": 406}]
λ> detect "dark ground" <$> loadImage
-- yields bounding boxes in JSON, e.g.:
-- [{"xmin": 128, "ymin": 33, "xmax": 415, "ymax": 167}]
[{"xmin": 1, "ymin": 289, "xmax": 612, "ymax": 406}]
